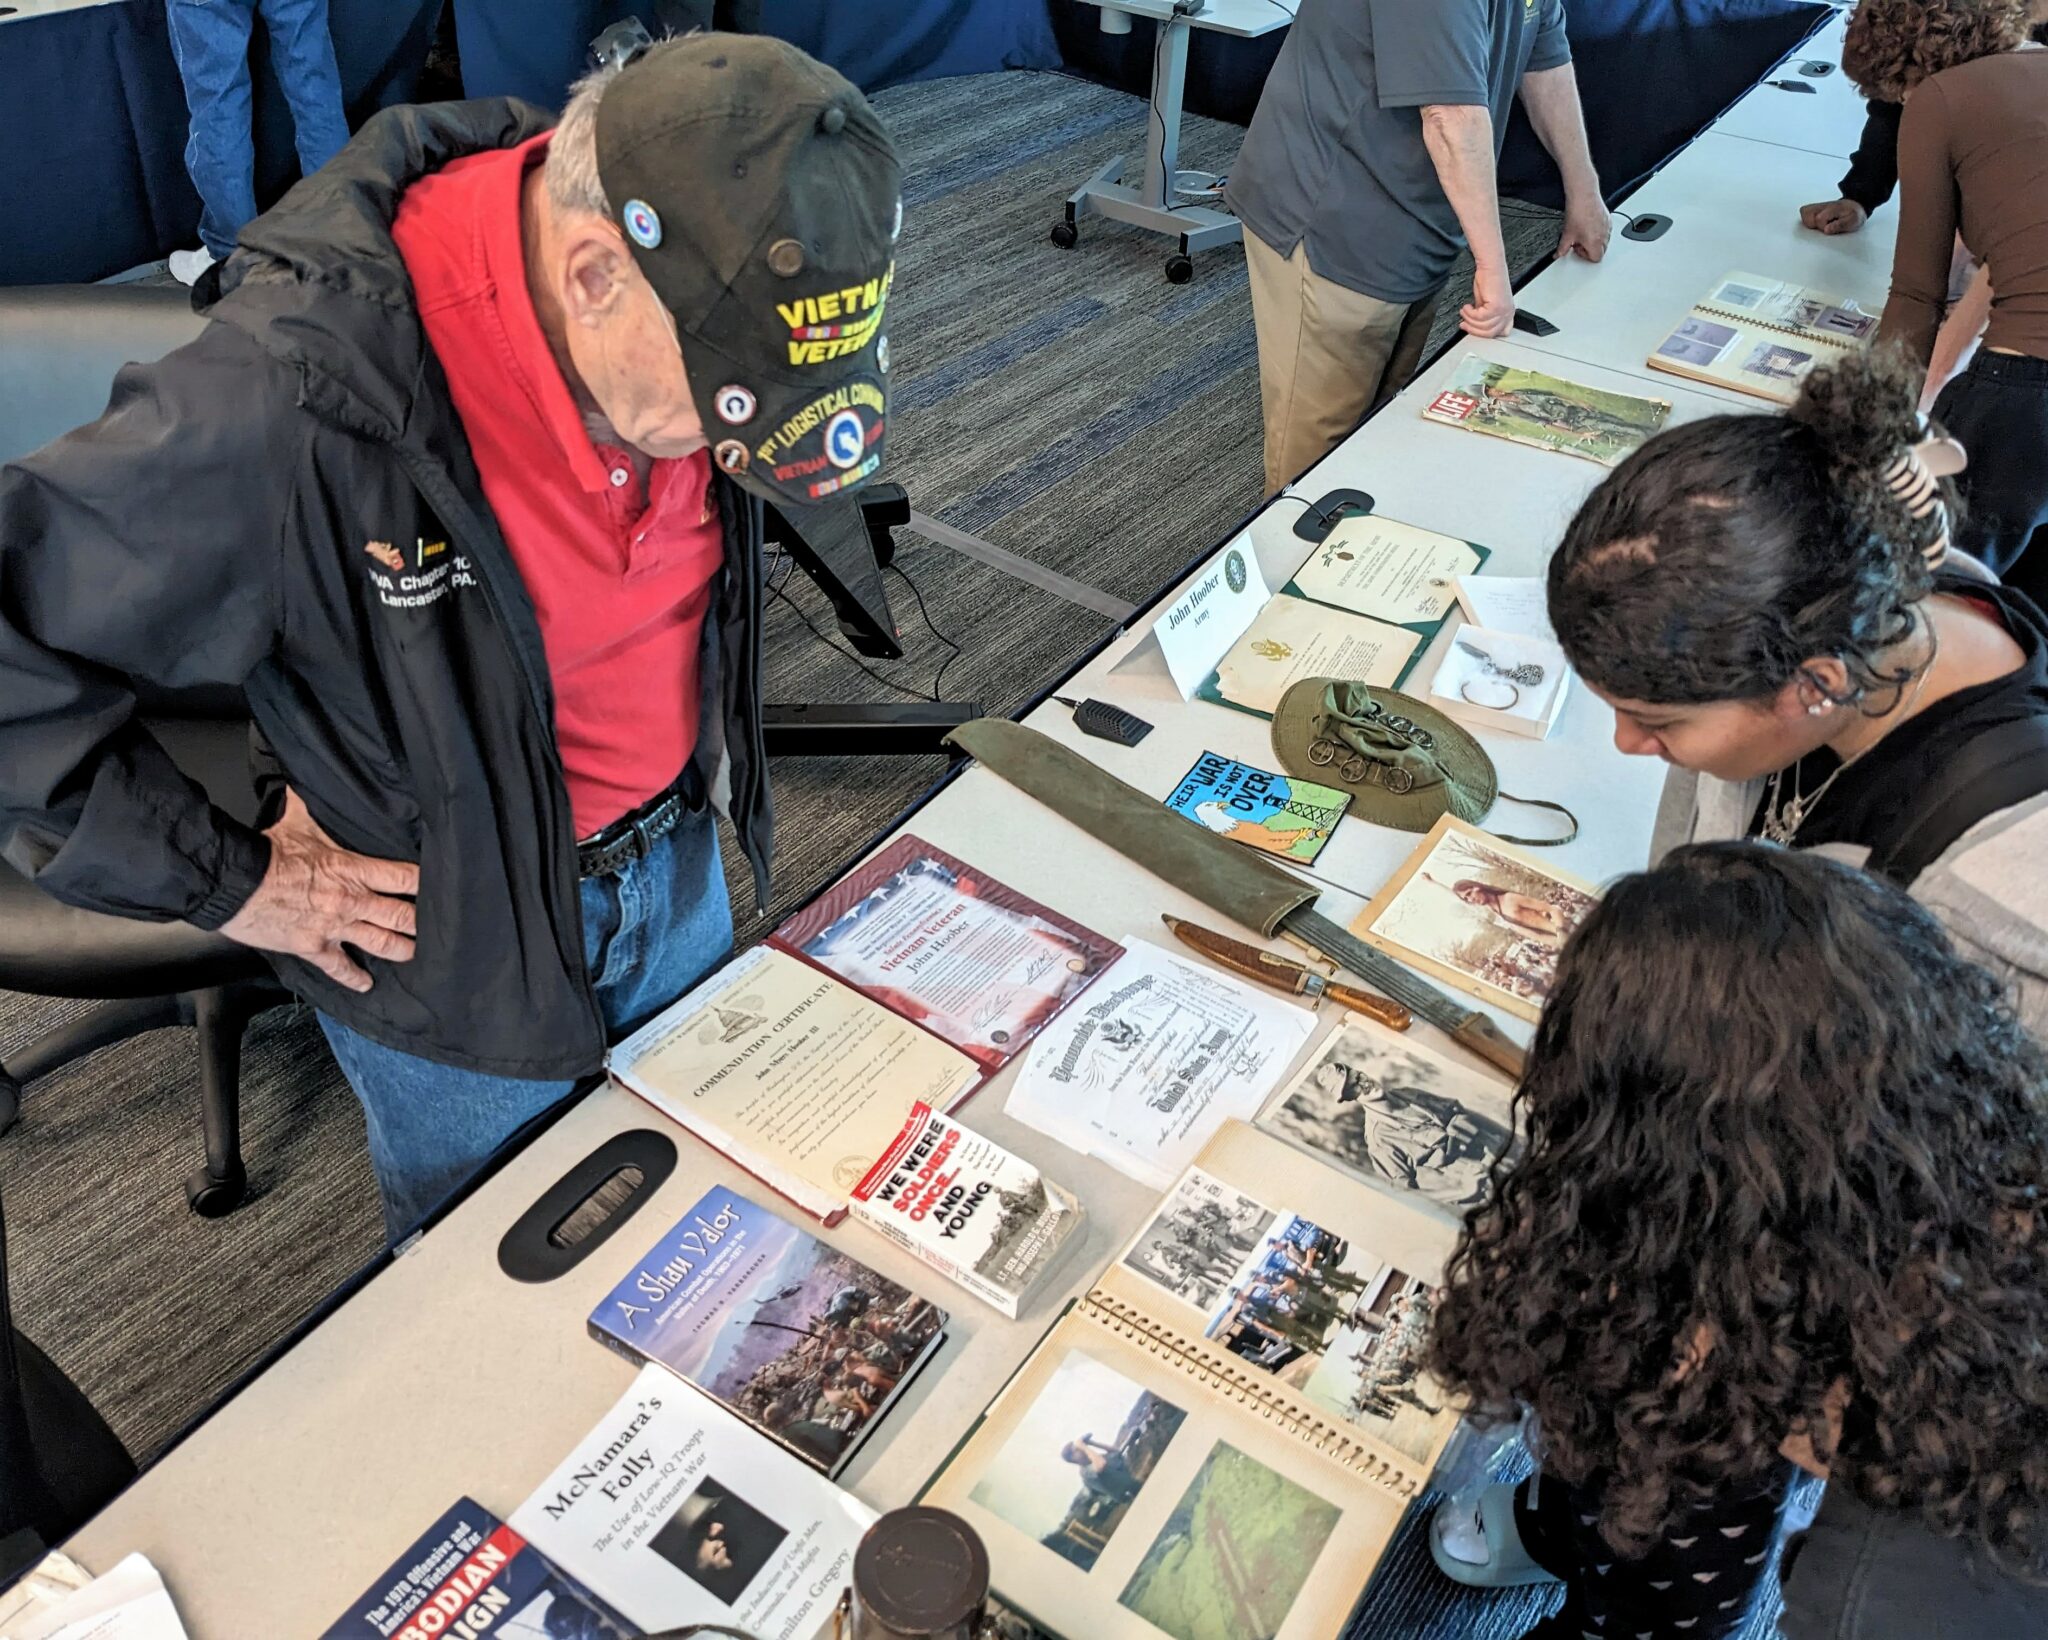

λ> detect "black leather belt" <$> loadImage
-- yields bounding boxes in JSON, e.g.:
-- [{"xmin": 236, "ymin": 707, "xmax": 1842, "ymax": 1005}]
[{"xmin": 576, "ymin": 766, "xmax": 705, "ymax": 879}]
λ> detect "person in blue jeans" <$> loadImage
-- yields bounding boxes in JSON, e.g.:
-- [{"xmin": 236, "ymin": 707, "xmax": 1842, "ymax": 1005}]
[
  {"xmin": 164, "ymin": 0, "xmax": 351, "ymax": 284},
  {"xmin": 320, "ymin": 805, "xmax": 732, "ymax": 1241}
]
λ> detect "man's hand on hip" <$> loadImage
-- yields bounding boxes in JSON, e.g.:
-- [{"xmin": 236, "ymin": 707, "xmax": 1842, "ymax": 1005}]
[
  {"xmin": 1460, "ymin": 263, "xmax": 1515, "ymax": 339},
  {"xmin": 220, "ymin": 790, "xmax": 419, "ymax": 992},
  {"xmin": 1556, "ymin": 191, "xmax": 1610, "ymax": 263}
]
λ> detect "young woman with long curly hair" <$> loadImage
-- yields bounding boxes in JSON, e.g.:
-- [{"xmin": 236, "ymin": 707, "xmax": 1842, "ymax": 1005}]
[{"xmin": 1426, "ymin": 843, "xmax": 2048, "ymax": 1638}]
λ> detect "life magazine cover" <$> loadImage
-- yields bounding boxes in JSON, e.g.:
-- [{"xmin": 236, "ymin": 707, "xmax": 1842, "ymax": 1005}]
[{"xmin": 1424, "ymin": 357, "xmax": 1671, "ymax": 466}]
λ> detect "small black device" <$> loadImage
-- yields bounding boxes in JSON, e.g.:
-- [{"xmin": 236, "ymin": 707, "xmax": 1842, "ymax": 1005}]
[
  {"xmin": 1766, "ymin": 78, "xmax": 1818, "ymax": 94},
  {"xmin": 1622, "ymin": 212, "xmax": 1673, "ymax": 242},
  {"xmin": 1511, "ymin": 308, "xmax": 1560, "ymax": 338},
  {"xmin": 1055, "ymin": 697, "xmax": 1154, "ymax": 747},
  {"xmin": 1171, "ymin": 0, "xmax": 1208, "ymax": 14},
  {"xmin": 1799, "ymin": 58, "xmax": 1836, "ymax": 77}
]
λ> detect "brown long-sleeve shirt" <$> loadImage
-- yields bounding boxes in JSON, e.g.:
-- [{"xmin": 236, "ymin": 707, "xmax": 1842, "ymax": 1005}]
[{"xmin": 1879, "ymin": 48, "xmax": 2048, "ymax": 364}]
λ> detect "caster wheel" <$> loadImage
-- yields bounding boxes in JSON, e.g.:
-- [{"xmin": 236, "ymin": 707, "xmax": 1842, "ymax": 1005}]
[
  {"xmin": 1049, "ymin": 220, "xmax": 1078, "ymax": 250},
  {"xmin": 186, "ymin": 1161, "xmax": 248, "ymax": 1218},
  {"xmin": 1164, "ymin": 254, "xmax": 1194, "ymax": 284},
  {"xmin": 0, "ymin": 1072, "xmax": 17, "ymax": 1136}
]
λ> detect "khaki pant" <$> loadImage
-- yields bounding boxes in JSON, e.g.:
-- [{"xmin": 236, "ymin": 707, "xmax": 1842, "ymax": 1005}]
[{"xmin": 1244, "ymin": 231, "xmax": 1445, "ymax": 495}]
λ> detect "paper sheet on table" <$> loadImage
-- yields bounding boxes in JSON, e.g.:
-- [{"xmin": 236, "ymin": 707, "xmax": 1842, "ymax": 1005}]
[
  {"xmin": 1003, "ymin": 938, "xmax": 1316, "ymax": 1189},
  {"xmin": 1289, "ymin": 515, "xmax": 1482, "ymax": 624},
  {"xmin": 1453, "ymin": 575, "xmax": 1556, "ymax": 643},
  {"xmin": 1210, "ymin": 594, "xmax": 1421, "ymax": 718},
  {"xmin": 4, "ymin": 1554, "xmax": 188, "ymax": 1640}
]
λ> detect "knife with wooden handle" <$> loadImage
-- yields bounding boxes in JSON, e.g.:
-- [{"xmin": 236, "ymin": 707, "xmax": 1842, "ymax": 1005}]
[
  {"xmin": 943, "ymin": 718, "xmax": 1530, "ymax": 1081},
  {"xmin": 1162, "ymin": 916, "xmax": 1413, "ymax": 1032}
]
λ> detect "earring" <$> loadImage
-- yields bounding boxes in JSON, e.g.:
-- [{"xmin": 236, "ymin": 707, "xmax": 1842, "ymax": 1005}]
[{"xmin": 1806, "ymin": 701, "xmax": 1832, "ymax": 717}]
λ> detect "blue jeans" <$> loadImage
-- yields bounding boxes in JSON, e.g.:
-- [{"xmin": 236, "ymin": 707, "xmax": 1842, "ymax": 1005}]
[
  {"xmin": 320, "ymin": 807, "xmax": 734, "ymax": 1243},
  {"xmin": 165, "ymin": 0, "xmax": 352, "ymax": 258}
]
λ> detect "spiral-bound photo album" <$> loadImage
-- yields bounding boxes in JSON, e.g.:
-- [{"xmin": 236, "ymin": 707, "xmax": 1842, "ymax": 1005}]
[
  {"xmin": 1646, "ymin": 269, "xmax": 1878, "ymax": 404},
  {"xmin": 919, "ymin": 1121, "xmax": 1461, "ymax": 1640}
]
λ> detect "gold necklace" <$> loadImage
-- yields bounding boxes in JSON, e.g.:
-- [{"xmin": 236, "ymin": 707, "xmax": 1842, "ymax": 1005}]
[{"xmin": 1761, "ymin": 629, "xmax": 1940, "ymax": 847}]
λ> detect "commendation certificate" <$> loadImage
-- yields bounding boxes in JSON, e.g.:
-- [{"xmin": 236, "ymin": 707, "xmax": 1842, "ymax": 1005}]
[
  {"xmin": 1211, "ymin": 594, "xmax": 1421, "ymax": 718},
  {"xmin": 1288, "ymin": 515, "xmax": 1482, "ymax": 625},
  {"xmin": 611, "ymin": 945, "xmax": 981, "ymax": 1219}
]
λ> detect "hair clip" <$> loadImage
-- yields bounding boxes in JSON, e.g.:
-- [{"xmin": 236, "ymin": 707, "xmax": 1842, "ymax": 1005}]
[{"xmin": 1884, "ymin": 422, "xmax": 1968, "ymax": 569}]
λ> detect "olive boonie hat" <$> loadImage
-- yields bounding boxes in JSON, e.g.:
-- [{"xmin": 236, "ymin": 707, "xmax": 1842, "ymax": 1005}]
[
  {"xmin": 595, "ymin": 34, "xmax": 900, "ymax": 509},
  {"xmin": 1270, "ymin": 678, "xmax": 1496, "ymax": 832}
]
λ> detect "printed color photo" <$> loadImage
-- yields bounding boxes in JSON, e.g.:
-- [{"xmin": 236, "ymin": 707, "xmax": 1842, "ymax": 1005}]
[
  {"xmin": 968, "ymin": 1350, "xmax": 1189, "ymax": 1572},
  {"xmin": 1354, "ymin": 815, "xmax": 1601, "ymax": 1022},
  {"xmin": 1117, "ymin": 1443, "xmax": 1341, "ymax": 1640}
]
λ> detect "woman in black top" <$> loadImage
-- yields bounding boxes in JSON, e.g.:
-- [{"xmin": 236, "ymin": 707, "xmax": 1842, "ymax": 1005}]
[{"xmin": 1428, "ymin": 845, "xmax": 2048, "ymax": 1638}]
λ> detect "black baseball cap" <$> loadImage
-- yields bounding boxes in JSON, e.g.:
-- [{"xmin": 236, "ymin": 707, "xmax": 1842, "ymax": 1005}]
[{"xmin": 594, "ymin": 34, "xmax": 901, "ymax": 508}]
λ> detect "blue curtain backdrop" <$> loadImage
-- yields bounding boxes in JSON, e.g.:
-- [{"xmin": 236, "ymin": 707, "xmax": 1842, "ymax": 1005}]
[
  {"xmin": 450, "ymin": 0, "xmax": 1061, "ymax": 106},
  {"xmin": 0, "ymin": 0, "xmax": 441, "ymax": 286},
  {"xmin": 1051, "ymin": 0, "xmax": 1834, "ymax": 208},
  {"xmin": 2, "ymin": 0, "xmax": 1828, "ymax": 286}
]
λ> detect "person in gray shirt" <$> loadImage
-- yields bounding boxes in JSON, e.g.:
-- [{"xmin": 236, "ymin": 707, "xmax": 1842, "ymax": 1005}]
[{"xmin": 1227, "ymin": 0, "xmax": 1609, "ymax": 493}]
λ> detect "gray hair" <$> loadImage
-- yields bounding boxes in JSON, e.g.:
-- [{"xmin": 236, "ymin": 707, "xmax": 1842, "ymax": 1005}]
[{"xmin": 545, "ymin": 60, "xmax": 625, "ymax": 220}]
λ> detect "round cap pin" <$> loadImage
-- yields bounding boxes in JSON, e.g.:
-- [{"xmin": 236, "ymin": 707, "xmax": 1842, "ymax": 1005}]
[
  {"xmin": 824, "ymin": 409, "xmax": 866, "ymax": 470},
  {"xmin": 714, "ymin": 439, "xmax": 750, "ymax": 475},
  {"xmin": 621, "ymin": 198, "xmax": 662, "ymax": 249},
  {"xmin": 714, "ymin": 384, "xmax": 757, "ymax": 425},
  {"xmin": 875, "ymin": 335, "xmax": 890, "ymax": 375}
]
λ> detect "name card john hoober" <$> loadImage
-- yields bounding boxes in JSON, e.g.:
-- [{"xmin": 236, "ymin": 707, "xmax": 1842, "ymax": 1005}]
[
  {"xmin": 610, "ymin": 944, "xmax": 981, "ymax": 1219},
  {"xmin": 1149, "ymin": 536, "xmax": 1270, "ymax": 699}
]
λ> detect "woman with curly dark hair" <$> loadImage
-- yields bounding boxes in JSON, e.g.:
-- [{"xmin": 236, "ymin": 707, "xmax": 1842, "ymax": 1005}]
[
  {"xmin": 1426, "ymin": 843, "xmax": 2048, "ymax": 1638},
  {"xmin": 1843, "ymin": 0, "xmax": 2048, "ymax": 595},
  {"xmin": 1545, "ymin": 347, "xmax": 2048, "ymax": 1035}
]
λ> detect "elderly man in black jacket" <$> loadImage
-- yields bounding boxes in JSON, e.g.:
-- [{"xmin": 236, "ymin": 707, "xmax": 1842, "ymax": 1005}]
[{"xmin": 0, "ymin": 37, "xmax": 900, "ymax": 1238}]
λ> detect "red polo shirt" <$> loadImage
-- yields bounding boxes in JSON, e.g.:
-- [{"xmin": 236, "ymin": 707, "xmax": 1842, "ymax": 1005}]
[{"xmin": 390, "ymin": 134, "xmax": 723, "ymax": 839}]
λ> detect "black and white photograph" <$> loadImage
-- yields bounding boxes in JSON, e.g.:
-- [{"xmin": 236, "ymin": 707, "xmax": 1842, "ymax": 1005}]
[
  {"xmin": 648, "ymin": 1476, "xmax": 789, "ymax": 1607},
  {"xmin": 1260, "ymin": 1017, "xmax": 1517, "ymax": 1217},
  {"xmin": 1120, "ymin": 1169, "xmax": 1278, "ymax": 1312}
]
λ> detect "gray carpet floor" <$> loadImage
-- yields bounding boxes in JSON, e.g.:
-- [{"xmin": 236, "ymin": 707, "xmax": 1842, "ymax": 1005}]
[{"xmin": 0, "ymin": 65, "xmax": 1744, "ymax": 1640}]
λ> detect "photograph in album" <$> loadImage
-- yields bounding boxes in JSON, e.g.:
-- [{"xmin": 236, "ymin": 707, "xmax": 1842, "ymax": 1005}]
[
  {"xmin": 1115, "ymin": 1442, "xmax": 1342, "ymax": 1640},
  {"xmin": 1261, "ymin": 1016, "xmax": 1517, "ymax": 1219},
  {"xmin": 1353, "ymin": 816, "xmax": 1602, "ymax": 1023},
  {"xmin": 1121, "ymin": 1170, "xmax": 1449, "ymax": 1462},
  {"xmin": 1120, "ymin": 1168, "xmax": 1277, "ymax": 1313},
  {"xmin": 967, "ymin": 1349, "xmax": 1189, "ymax": 1572}
]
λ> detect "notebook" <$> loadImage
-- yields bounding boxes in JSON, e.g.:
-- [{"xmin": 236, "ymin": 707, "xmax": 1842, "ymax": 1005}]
[
  {"xmin": 1647, "ymin": 270, "xmax": 1878, "ymax": 403},
  {"xmin": 921, "ymin": 1122, "xmax": 1462, "ymax": 1640}
]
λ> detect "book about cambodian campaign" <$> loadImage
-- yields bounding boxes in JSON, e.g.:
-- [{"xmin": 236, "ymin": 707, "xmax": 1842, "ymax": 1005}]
[
  {"xmin": 769, "ymin": 834, "xmax": 1122, "ymax": 1072},
  {"xmin": 589, "ymin": 1183, "xmax": 949, "ymax": 1479},
  {"xmin": 511, "ymin": 1361, "xmax": 874, "ymax": 1638},
  {"xmin": 847, "ymin": 1101, "xmax": 1087, "ymax": 1318},
  {"xmin": 1166, "ymin": 752, "xmax": 1351, "ymax": 865},
  {"xmin": 320, "ymin": 1497, "xmax": 627, "ymax": 1640}
]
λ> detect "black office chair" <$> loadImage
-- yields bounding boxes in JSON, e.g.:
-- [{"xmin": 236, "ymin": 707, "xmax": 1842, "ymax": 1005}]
[
  {"xmin": 0, "ymin": 1184, "xmax": 134, "ymax": 1579},
  {"xmin": 0, "ymin": 285, "xmax": 289, "ymax": 1216}
]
